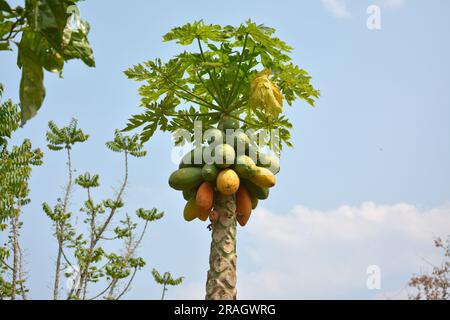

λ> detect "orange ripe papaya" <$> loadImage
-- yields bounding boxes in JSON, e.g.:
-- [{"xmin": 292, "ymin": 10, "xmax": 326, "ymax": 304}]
[
  {"xmin": 236, "ymin": 186, "xmax": 252, "ymax": 217},
  {"xmin": 237, "ymin": 211, "xmax": 252, "ymax": 227},
  {"xmin": 196, "ymin": 181, "xmax": 214, "ymax": 212},
  {"xmin": 236, "ymin": 186, "xmax": 252, "ymax": 227}
]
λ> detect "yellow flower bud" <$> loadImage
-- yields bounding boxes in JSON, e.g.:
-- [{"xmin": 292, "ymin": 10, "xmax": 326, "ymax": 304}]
[{"xmin": 249, "ymin": 70, "xmax": 283, "ymax": 117}]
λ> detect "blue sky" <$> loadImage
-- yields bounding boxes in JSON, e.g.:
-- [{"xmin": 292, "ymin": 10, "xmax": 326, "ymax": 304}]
[{"xmin": 1, "ymin": 0, "xmax": 450, "ymax": 299}]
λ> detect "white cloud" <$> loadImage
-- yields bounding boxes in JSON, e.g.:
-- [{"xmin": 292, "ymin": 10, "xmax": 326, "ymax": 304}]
[
  {"xmin": 321, "ymin": 0, "xmax": 351, "ymax": 18},
  {"xmin": 174, "ymin": 202, "xmax": 450, "ymax": 299}
]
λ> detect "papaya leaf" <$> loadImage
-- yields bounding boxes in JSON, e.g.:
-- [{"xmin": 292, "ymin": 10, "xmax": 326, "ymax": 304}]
[{"xmin": 126, "ymin": 21, "xmax": 319, "ymax": 151}]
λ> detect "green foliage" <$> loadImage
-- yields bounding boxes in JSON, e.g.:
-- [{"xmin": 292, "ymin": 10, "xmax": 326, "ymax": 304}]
[
  {"xmin": 152, "ymin": 268, "xmax": 184, "ymax": 286},
  {"xmin": 0, "ymin": 86, "xmax": 43, "ymax": 299},
  {"xmin": 46, "ymin": 118, "xmax": 89, "ymax": 150},
  {"xmin": 1, "ymin": 0, "xmax": 95, "ymax": 124},
  {"xmin": 0, "ymin": 88, "xmax": 20, "ymax": 147},
  {"xmin": 0, "ymin": 93, "xmax": 43, "ymax": 224},
  {"xmin": 136, "ymin": 208, "xmax": 164, "ymax": 222},
  {"xmin": 75, "ymin": 172, "xmax": 100, "ymax": 189},
  {"xmin": 124, "ymin": 20, "xmax": 319, "ymax": 151},
  {"xmin": 43, "ymin": 119, "xmax": 165, "ymax": 300},
  {"xmin": 152, "ymin": 268, "xmax": 184, "ymax": 300},
  {"xmin": 105, "ymin": 130, "xmax": 147, "ymax": 157}
]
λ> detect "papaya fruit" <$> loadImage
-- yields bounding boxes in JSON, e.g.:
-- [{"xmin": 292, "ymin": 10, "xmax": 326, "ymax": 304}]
[
  {"xmin": 221, "ymin": 118, "xmax": 240, "ymax": 130},
  {"xmin": 196, "ymin": 181, "xmax": 214, "ymax": 212},
  {"xmin": 201, "ymin": 164, "xmax": 219, "ymax": 182},
  {"xmin": 216, "ymin": 168, "xmax": 240, "ymax": 195},
  {"xmin": 236, "ymin": 184, "xmax": 253, "ymax": 226},
  {"xmin": 226, "ymin": 131, "xmax": 250, "ymax": 155},
  {"xmin": 202, "ymin": 144, "xmax": 215, "ymax": 165},
  {"xmin": 179, "ymin": 147, "xmax": 205, "ymax": 168},
  {"xmin": 241, "ymin": 179, "xmax": 269, "ymax": 200},
  {"xmin": 257, "ymin": 153, "xmax": 280, "ymax": 174},
  {"xmin": 251, "ymin": 197, "xmax": 258, "ymax": 209},
  {"xmin": 198, "ymin": 210, "xmax": 210, "ymax": 221},
  {"xmin": 250, "ymin": 167, "xmax": 276, "ymax": 188},
  {"xmin": 168, "ymin": 167, "xmax": 203, "ymax": 191},
  {"xmin": 246, "ymin": 145, "xmax": 260, "ymax": 162},
  {"xmin": 233, "ymin": 155, "xmax": 258, "ymax": 179},
  {"xmin": 183, "ymin": 197, "xmax": 200, "ymax": 221},
  {"xmin": 237, "ymin": 211, "xmax": 252, "ymax": 227},
  {"xmin": 236, "ymin": 186, "xmax": 252, "ymax": 219},
  {"xmin": 213, "ymin": 144, "xmax": 236, "ymax": 169},
  {"xmin": 204, "ymin": 128, "xmax": 224, "ymax": 145},
  {"xmin": 182, "ymin": 188, "xmax": 197, "ymax": 201}
]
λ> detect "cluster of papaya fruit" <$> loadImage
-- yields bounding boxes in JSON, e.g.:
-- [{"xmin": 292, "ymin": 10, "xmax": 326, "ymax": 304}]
[{"xmin": 168, "ymin": 119, "xmax": 280, "ymax": 227}]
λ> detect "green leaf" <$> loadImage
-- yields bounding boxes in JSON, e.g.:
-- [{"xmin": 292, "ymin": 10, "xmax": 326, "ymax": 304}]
[
  {"xmin": 25, "ymin": 0, "xmax": 69, "ymax": 50},
  {"xmin": 45, "ymin": 118, "xmax": 89, "ymax": 149},
  {"xmin": 62, "ymin": 15, "xmax": 95, "ymax": 67},
  {"xmin": 24, "ymin": 0, "xmax": 95, "ymax": 67},
  {"xmin": 0, "ymin": 0, "xmax": 12, "ymax": 13},
  {"xmin": 0, "ymin": 20, "xmax": 13, "ymax": 38},
  {"xmin": 0, "ymin": 41, "xmax": 11, "ymax": 51},
  {"xmin": 126, "ymin": 21, "xmax": 319, "ymax": 151},
  {"xmin": 19, "ymin": 56, "xmax": 45, "ymax": 124},
  {"xmin": 18, "ymin": 30, "xmax": 64, "ymax": 75},
  {"xmin": 163, "ymin": 20, "xmax": 227, "ymax": 45}
]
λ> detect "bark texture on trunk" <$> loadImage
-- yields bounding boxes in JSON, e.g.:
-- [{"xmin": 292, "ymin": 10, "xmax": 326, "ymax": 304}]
[{"xmin": 205, "ymin": 192, "xmax": 237, "ymax": 300}]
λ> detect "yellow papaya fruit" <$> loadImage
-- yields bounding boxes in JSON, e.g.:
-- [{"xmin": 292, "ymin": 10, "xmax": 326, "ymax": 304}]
[
  {"xmin": 250, "ymin": 167, "xmax": 276, "ymax": 188},
  {"xmin": 216, "ymin": 168, "xmax": 240, "ymax": 195}
]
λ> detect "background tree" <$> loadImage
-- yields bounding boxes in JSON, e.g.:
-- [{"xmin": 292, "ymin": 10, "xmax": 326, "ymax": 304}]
[
  {"xmin": 0, "ymin": 0, "xmax": 95, "ymax": 124},
  {"xmin": 124, "ymin": 20, "xmax": 319, "ymax": 299},
  {"xmin": 43, "ymin": 120, "xmax": 165, "ymax": 300},
  {"xmin": 0, "ymin": 84, "xmax": 43, "ymax": 300},
  {"xmin": 409, "ymin": 236, "xmax": 450, "ymax": 300},
  {"xmin": 43, "ymin": 118, "xmax": 88, "ymax": 299},
  {"xmin": 151, "ymin": 268, "xmax": 184, "ymax": 300}
]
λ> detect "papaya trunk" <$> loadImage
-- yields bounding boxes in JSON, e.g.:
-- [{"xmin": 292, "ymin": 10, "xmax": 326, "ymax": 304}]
[{"xmin": 205, "ymin": 192, "xmax": 237, "ymax": 300}]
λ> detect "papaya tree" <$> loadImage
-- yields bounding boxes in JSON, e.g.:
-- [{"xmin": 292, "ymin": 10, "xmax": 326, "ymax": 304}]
[{"xmin": 124, "ymin": 20, "xmax": 319, "ymax": 299}]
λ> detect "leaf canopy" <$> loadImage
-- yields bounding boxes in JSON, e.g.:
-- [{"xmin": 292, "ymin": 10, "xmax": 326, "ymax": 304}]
[{"xmin": 124, "ymin": 20, "xmax": 319, "ymax": 152}]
